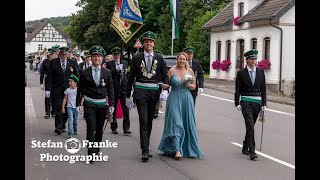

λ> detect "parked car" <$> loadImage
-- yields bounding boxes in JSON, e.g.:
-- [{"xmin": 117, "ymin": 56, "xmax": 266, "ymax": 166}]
[{"xmin": 163, "ymin": 55, "xmax": 176, "ymax": 70}]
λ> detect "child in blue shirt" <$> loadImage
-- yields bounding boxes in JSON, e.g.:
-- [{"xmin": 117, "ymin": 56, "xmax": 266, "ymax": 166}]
[{"xmin": 62, "ymin": 74, "xmax": 79, "ymax": 138}]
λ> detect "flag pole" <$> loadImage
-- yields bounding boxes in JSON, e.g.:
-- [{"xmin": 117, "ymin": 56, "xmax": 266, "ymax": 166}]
[{"xmin": 171, "ymin": 17, "xmax": 174, "ymax": 55}]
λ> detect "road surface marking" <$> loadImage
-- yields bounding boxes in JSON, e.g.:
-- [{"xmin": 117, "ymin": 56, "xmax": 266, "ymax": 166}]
[
  {"xmin": 25, "ymin": 87, "xmax": 38, "ymax": 130},
  {"xmin": 231, "ymin": 142, "xmax": 295, "ymax": 170},
  {"xmin": 201, "ymin": 94, "xmax": 295, "ymax": 117}
]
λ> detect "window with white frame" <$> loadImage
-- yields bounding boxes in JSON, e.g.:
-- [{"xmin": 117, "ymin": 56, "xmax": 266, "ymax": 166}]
[
  {"xmin": 238, "ymin": 3, "xmax": 244, "ymax": 17},
  {"xmin": 251, "ymin": 38, "xmax": 257, "ymax": 49},
  {"xmin": 38, "ymin": 44, "xmax": 43, "ymax": 51},
  {"xmin": 263, "ymin": 37, "xmax": 270, "ymax": 60},
  {"xmin": 226, "ymin": 40, "xmax": 231, "ymax": 60},
  {"xmin": 216, "ymin": 41, "xmax": 221, "ymax": 60}
]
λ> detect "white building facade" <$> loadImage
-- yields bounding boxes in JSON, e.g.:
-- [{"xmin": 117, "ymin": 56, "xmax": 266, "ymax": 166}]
[
  {"xmin": 203, "ymin": 0, "xmax": 295, "ymax": 96},
  {"xmin": 25, "ymin": 20, "xmax": 70, "ymax": 54}
]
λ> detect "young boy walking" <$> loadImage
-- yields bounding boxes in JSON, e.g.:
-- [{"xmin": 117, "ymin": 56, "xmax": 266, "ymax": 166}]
[{"xmin": 62, "ymin": 74, "xmax": 80, "ymax": 138}]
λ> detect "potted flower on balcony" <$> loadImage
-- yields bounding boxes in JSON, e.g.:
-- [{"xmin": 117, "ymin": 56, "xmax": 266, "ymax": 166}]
[
  {"xmin": 257, "ymin": 59, "xmax": 271, "ymax": 70},
  {"xmin": 211, "ymin": 59, "xmax": 220, "ymax": 70},
  {"xmin": 220, "ymin": 59, "xmax": 231, "ymax": 71}
]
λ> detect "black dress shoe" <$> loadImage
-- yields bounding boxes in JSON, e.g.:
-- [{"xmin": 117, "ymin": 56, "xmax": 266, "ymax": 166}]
[
  {"xmin": 54, "ymin": 128, "xmax": 61, "ymax": 135},
  {"xmin": 112, "ymin": 129, "xmax": 118, "ymax": 134},
  {"xmin": 44, "ymin": 115, "xmax": 50, "ymax": 119},
  {"xmin": 242, "ymin": 149, "xmax": 249, "ymax": 155},
  {"xmin": 147, "ymin": 152, "xmax": 152, "ymax": 158},
  {"xmin": 124, "ymin": 130, "xmax": 132, "ymax": 134},
  {"xmin": 61, "ymin": 129, "xmax": 66, "ymax": 133},
  {"xmin": 141, "ymin": 153, "xmax": 149, "ymax": 161},
  {"xmin": 250, "ymin": 153, "xmax": 258, "ymax": 160},
  {"xmin": 51, "ymin": 114, "xmax": 55, "ymax": 118}
]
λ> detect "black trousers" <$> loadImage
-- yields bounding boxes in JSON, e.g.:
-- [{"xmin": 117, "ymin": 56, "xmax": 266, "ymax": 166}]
[
  {"xmin": 190, "ymin": 89, "xmax": 197, "ymax": 105},
  {"xmin": 135, "ymin": 88, "xmax": 159, "ymax": 154},
  {"xmin": 111, "ymin": 94, "xmax": 130, "ymax": 131},
  {"xmin": 84, "ymin": 102, "xmax": 108, "ymax": 155},
  {"xmin": 52, "ymin": 89, "xmax": 68, "ymax": 130},
  {"xmin": 44, "ymin": 97, "xmax": 51, "ymax": 116},
  {"xmin": 240, "ymin": 101, "xmax": 261, "ymax": 154},
  {"xmin": 154, "ymin": 87, "xmax": 163, "ymax": 116}
]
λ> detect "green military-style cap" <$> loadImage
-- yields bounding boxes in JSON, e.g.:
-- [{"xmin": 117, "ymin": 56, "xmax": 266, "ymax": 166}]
[
  {"xmin": 69, "ymin": 74, "xmax": 79, "ymax": 83},
  {"xmin": 59, "ymin": 47, "xmax": 70, "ymax": 55},
  {"xmin": 244, "ymin": 49, "xmax": 258, "ymax": 59},
  {"xmin": 47, "ymin": 48, "xmax": 56, "ymax": 55},
  {"xmin": 111, "ymin": 47, "xmax": 121, "ymax": 54},
  {"xmin": 89, "ymin": 45, "xmax": 106, "ymax": 56},
  {"xmin": 141, "ymin": 31, "xmax": 156, "ymax": 42},
  {"xmin": 84, "ymin": 51, "xmax": 90, "ymax": 57},
  {"xmin": 183, "ymin": 46, "xmax": 195, "ymax": 53},
  {"xmin": 68, "ymin": 49, "xmax": 74, "ymax": 53},
  {"xmin": 51, "ymin": 45, "xmax": 60, "ymax": 50}
]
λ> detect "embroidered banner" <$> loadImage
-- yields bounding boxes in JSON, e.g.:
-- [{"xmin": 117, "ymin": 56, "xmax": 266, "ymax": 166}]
[{"xmin": 110, "ymin": 0, "xmax": 143, "ymax": 43}]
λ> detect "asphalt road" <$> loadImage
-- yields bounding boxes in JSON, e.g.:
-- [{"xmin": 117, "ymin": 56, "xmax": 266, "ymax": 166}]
[{"xmin": 25, "ymin": 67, "xmax": 295, "ymax": 180}]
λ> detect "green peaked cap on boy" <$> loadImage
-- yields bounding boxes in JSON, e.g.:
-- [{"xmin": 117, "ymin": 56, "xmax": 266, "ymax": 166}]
[{"xmin": 69, "ymin": 74, "xmax": 79, "ymax": 83}]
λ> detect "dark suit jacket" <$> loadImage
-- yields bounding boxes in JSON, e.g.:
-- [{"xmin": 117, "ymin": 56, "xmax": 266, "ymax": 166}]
[
  {"xmin": 48, "ymin": 58, "xmax": 79, "ymax": 93},
  {"xmin": 189, "ymin": 59, "xmax": 204, "ymax": 96},
  {"xmin": 126, "ymin": 52, "xmax": 168, "ymax": 98},
  {"xmin": 234, "ymin": 67, "xmax": 267, "ymax": 106},
  {"xmin": 76, "ymin": 66, "xmax": 114, "ymax": 107},
  {"xmin": 40, "ymin": 58, "xmax": 50, "ymax": 91},
  {"xmin": 106, "ymin": 60, "xmax": 128, "ymax": 96}
]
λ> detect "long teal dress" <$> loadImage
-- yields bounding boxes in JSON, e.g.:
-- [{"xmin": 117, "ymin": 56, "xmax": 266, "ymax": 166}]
[{"xmin": 157, "ymin": 70, "xmax": 204, "ymax": 158}]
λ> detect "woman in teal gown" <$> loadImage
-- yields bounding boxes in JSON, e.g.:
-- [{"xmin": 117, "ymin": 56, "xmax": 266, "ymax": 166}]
[{"xmin": 158, "ymin": 52, "xmax": 204, "ymax": 159}]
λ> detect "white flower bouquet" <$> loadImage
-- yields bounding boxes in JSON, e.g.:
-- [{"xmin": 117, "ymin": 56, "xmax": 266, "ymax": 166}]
[{"xmin": 184, "ymin": 74, "xmax": 194, "ymax": 83}]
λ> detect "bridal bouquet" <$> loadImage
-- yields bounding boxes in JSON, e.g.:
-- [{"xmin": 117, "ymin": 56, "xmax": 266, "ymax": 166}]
[{"xmin": 184, "ymin": 74, "xmax": 194, "ymax": 83}]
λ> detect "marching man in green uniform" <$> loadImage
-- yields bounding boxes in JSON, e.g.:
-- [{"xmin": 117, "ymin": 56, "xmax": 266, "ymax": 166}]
[
  {"xmin": 234, "ymin": 49, "xmax": 267, "ymax": 160},
  {"xmin": 184, "ymin": 46, "xmax": 204, "ymax": 105},
  {"xmin": 126, "ymin": 31, "xmax": 169, "ymax": 161},
  {"xmin": 106, "ymin": 47, "xmax": 131, "ymax": 135},
  {"xmin": 40, "ymin": 48, "xmax": 56, "ymax": 118},
  {"xmin": 79, "ymin": 51, "xmax": 92, "ymax": 70},
  {"xmin": 76, "ymin": 45, "xmax": 114, "ymax": 163}
]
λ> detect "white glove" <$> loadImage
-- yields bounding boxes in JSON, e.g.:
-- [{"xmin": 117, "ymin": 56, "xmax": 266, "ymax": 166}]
[
  {"xmin": 40, "ymin": 84, "xmax": 44, "ymax": 90},
  {"xmin": 45, "ymin": 91, "xmax": 50, "ymax": 98},
  {"xmin": 261, "ymin": 106, "xmax": 266, "ymax": 111},
  {"xmin": 109, "ymin": 106, "xmax": 114, "ymax": 114},
  {"xmin": 76, "ymin": 106, "xmax": 82, "ymax": 113},
  {"xmin": 160, "ymin": 90, "xmax": 169, "ymax": 101},
  {"xmin": 116, "ymin": 64, "xmax": 123, "ymax": 71},
  {"xmin": 126, "ymin": 98, "xmax": 133, "ymax": 110},
  {"xmin": 236, "ymin": 105, "xmax": 242, "ymax": 111},
  {"xmin": 198, "ymin": 88, "xmax": 203, "ymax": 95}
]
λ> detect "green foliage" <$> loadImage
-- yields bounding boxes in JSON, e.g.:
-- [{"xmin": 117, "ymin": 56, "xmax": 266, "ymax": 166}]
[
  {"xmin": 25, "ymin": 16, "xmax": 70, "ymax": 33},
  {"xmin": 28, "ymin": 0, "xmax": 232, "ymax": 65}
]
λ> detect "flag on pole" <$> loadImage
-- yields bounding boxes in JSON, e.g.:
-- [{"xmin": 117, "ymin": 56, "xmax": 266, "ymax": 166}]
[
  {"xmin": 111, "ymin": 0, "xmax": 143, "ymax": 43},
  {"xmin": 169, "ymin": 0, "xmax": 180, "ymax": 39}
]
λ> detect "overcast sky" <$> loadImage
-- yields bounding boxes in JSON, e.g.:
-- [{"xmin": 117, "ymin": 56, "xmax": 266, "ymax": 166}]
[{"xmin": 25, "ymin": 0, "xmax": 82, "ymax": 21}]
